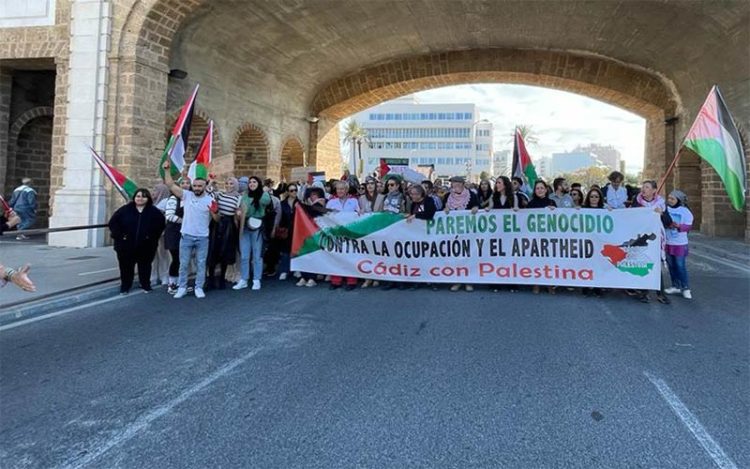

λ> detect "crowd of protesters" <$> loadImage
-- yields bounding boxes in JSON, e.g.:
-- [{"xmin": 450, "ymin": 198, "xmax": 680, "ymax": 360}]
[{"xmin": 103, "ymin": 164, "xmax": 694, "ymax": 304}]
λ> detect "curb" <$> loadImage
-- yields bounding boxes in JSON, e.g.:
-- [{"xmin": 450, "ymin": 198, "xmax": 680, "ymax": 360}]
[{"xmin": 0, "ymin": 281, "xmax": 121, "ymax": 327}]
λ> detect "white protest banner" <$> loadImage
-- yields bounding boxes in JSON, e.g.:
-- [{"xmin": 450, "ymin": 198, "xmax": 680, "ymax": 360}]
[{"xmin": 291, "ymin": 208, "xmax": 663, "ymax": 289}]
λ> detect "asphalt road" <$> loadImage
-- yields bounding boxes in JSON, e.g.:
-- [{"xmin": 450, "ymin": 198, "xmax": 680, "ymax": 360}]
[{"xmin": 1, "ymin": 252, "xmax": 748, "ymax": 468}]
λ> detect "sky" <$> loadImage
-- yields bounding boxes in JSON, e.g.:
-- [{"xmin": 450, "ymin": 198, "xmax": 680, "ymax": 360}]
[{"xmin": 344, "ymin": 84, "xmax": 646, "ymax": 174}]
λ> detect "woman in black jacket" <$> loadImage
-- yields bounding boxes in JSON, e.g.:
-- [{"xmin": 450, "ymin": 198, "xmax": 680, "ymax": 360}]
[{"xmin": 108, "ymin": 189, "xmax": 166, "ymax": 294}]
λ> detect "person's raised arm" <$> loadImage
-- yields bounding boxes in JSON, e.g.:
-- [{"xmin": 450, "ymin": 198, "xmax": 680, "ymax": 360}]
[{"xmin": 162, "ymin": 159, "xmax": 184, "ymax": 199}]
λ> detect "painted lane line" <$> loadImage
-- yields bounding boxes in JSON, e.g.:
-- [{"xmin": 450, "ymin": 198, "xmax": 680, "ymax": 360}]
[
  {"xmin": 78, "ymin": 268, "xmax": 118, "ymax": 276},
  {"xmin": 689, "ymin": 250, "xmax": 750, "ymax": 275},
  {"xmin": 644, "ymin": 371, "xmax": 738, "ymax": 469},
  {"xmin": 58, "ymin": 347, "xmax": 264, "ymax": 469},
  {"xmin": 0, "ymin": 294, "xmax": 133, "ymax": 332}
]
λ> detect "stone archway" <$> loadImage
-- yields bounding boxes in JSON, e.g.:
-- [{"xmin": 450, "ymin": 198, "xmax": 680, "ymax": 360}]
[
  {"xmin": 233, "ymin": 123, "xmax": 273, "ymax": 178},
  {"xmin": 7, "ymin": 106, "xmax": 54, "ymax": 227},
  {"xmin": 108, "ymin": 0, "xmax": 748, "ymax": 238},
  {"xmin": 280, "ymin": 137, "xmax": 304, "ymax": 182}
]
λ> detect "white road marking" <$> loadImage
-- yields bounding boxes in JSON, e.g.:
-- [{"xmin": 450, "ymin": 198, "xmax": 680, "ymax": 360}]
[
  {"xmin": 644, "ymin": 371, "xmax": 738, "ymax": 469},
  {"xmin": 59, "ymin": 347, "xmax": 264, "ymax": 469},
  {"xmin": 689, "ymin": 250, "xmax": 750, "ymax": 275},
  {"xmin": 78, "ymin": 268, "xmax": 118, "ymax": 276},
  {"xmin": 0, "ymin": 294, "xmax": 133, "ymax": 332}
]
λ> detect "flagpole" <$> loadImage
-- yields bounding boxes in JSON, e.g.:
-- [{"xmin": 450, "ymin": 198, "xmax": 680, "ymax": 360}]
[{"xmin": 656, "ymin": 147, "xmax": 683, "ymax": 195}]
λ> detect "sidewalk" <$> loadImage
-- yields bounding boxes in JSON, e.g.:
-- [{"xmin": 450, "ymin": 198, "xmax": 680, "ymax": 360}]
[{"xmin": 0, "ymin": 236, "xmax": 118, "ymax": 309}]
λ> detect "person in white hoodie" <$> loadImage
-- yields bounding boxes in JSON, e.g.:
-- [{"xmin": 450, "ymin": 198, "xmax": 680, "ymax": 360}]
[{"xmin": 663, "ymin": 190, "xmax": 694, "ymax": 299}]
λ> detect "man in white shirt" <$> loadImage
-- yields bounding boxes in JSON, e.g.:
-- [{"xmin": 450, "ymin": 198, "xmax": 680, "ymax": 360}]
[
  {"xmin": 603, "ymin": 171, "xmax": 628, "ymax": 209},
  {"xmin": 163, "ymin": 160, "xmax": 219, "ymax": 298}
]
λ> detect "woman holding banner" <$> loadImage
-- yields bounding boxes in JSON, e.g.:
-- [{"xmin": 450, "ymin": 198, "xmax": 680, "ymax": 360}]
[
  {"xmin": 489, "ymin": 176, "xmax": 518, "ymax": 210},
  {"xmin": 378, "ymin": 176, "xmax": 407, "ymax": 290},
  {"xmin": 326, "ymin": 181, "xmax": 360, "ymax": 290},
  {"xmin": 629, "ymin": 180, "xmax": 670, "ymax": 304},
  {"xmin": 526, "ymin": 180, "xmax": 557, "ymax": 295},
  {"xmin": 443, "ymin": 176, "xmax": 480, "ymax": 292}
]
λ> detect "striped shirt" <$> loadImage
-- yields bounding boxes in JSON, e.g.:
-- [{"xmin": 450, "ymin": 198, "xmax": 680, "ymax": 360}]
[{"xmin": 215, "ymin": 192, "xmax": 241, "ymax": 216}]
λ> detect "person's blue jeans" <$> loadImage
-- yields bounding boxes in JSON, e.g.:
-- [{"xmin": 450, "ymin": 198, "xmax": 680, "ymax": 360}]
[
  {"xmin": 178, "ymin": 234, "xmax": 209, "ymax": 289},
  {"xmin": 240, "ymin": 228, "xmax": 264, "ymax": 281},
  {"xmin": 665, "ymin": 253, "xmax": 689, "ymax": 290},
  {"xmin": 279, "ymin": 252, "xmax": 290, "ymax": 275},
  {"xmin": 16, "ymin": 210, "xmax": 35, "ymax": 230}
]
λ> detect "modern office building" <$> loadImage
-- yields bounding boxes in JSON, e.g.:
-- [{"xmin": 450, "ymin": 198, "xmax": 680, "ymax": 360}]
[
  {"xmin": 350, "ymin": 95, "xmax": 493, "ymax": 181},
  {"xmin": 492, "ymin": 150, "xmax": 511, "ymax": 177}
]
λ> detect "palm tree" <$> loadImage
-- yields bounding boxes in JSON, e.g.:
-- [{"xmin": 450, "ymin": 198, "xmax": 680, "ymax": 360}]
[
  {"xmin": 507, "ymin": 124, "xmax": 539, "ymax": 146},
  {"xmin": 342, "ymin": 119, "xmax": 370, "ymax": 178}
]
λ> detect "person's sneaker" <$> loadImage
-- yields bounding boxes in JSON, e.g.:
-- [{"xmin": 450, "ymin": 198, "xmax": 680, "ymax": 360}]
[
  {"xmin": 293, "ymin": 271, "xmax": 302, "ymax": 279},
  {"xmin": 194, "ymin": 288, "xmax": 206, "ymax": 299},
  {"xmin": 465, "ymin": 285, "xmax": 474, "ymax": 292},
  {"xmin": 296, "ymin": 278, "xmax": 306, "ymax": 287},
  {"xmin": 450, "ymin": 284, "xmax": 461, "ymax": 292},
  {"xmin": 119, "ymin": 290, "xmax": 129, "ymax": 296},
  {"xmin": 361, "ymin": 279, "xmax": 372, "ymax": 288},
  {"xmin": 372, "ymin": 281, "xmax": 380, "ymax": 288},
  {"xmin": 532, "ymin": 286, "xmax": 540, "ymax": 295},
  {"xmin": 15, "ymin": 234, "xmax": 28, "ymax": 240},
  {"xmin": 279, "ymin": 273, "xmax": 288, "ymax": 281},
  {"xmin": 174, "ymin": 288, "xmax": 188, "ymax": 299},
  {"xmin": 233, "ymin": 279, "xmax": 248, "ymax": 290},
  {"xmin": 167, "ymin": 283, "xmax": 178, "ymax": 295},
  {"xmin": 664, "ymin": 287, "xmax": 681, "ymax": 295},
  {"xmin": 305, "ymin": 279, "xmax": 317, "ymax": 287},
  {"xmin": 682, "ymin": 289, "xmax": 692, "ymax": 299},
  {"xmin": 252, "ymin": 280, "xmax": 261, "ymax": 291}
]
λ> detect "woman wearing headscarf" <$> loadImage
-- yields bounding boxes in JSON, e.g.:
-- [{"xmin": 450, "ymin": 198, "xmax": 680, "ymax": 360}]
[
  {"xmin": 663, "ymin": 190, "xmax": 694, "ymax": 300},
  {"xmin": 108, "ymin": 189, "xmax": 166, "ymax": 294},
  {"xmin": 150, "ymin": 183, "xmax": 172, "ymax": 288},
  {"xmin": 234, "ymin": 176, "xmax": 271, "ymax": 291},
  {"xmin": 443, "ymin": 176, "xmax": 479, "ymax": 292},
  {"xmin": 207, "ymin": 177, "xmax": 241, "ymax": 290}
]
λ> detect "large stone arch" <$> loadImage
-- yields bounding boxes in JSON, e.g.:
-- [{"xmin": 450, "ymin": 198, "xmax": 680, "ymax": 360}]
[
  {"xmin": 280, "ymin": 136, "xmax": 305, "ymax": 182},
  {"xmin": 232, "ymin": 123, "xmax": 275, "ymax": 179},
  {"xmin": 107, "ymin": 0, "xmax": 748, "ymax": 238},
  {"xmin": 7, "ymin": 106, "xmax": 55, "ymax": 227}
]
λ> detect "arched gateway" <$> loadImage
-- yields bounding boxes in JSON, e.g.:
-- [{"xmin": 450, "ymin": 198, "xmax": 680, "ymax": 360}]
[{"xmin": 0, "ymin": 1, "xmax": 745, "ymax": 246}]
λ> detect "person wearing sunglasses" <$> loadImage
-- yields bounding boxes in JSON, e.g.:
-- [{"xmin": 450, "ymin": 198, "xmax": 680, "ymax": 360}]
[
  {"xmin": 378, "ymin": 176, "xmax": 406, "ymax": 290},
  {"xmin": 276, "ymin": 184, "xmax": 299, "ymax": 281}
]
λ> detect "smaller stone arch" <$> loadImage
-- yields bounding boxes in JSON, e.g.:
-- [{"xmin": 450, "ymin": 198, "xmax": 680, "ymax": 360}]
[
  {"xmin": 7, "ymin": 106, "xmax": 55, "ymax": 227},
  {"xmin": 232, "ymin": 123, "xmax": 271, "ymax": 178},
  {"xmin": 279, "ymin": 136, "xmax": 305, "ymax": 182}
]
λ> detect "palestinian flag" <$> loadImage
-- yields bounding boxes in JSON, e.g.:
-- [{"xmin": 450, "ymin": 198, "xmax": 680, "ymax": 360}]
[
  {"xmin": 188, "ymin": 120, "xmax": 212, "ymax": 181},
  {"xmin": 89, "ymin": 145, "xmax": 137, "ymax": 201},
  {"xmin": 159, "ymin": 83, "xmax": 199, "ymax": 179},
  {"xmin": 682, "ymin": 86, "xmax": 747, "ymax": 211},
  {"xmin": 511, "ymin": 127, "xmax": 538, "ymax": 191},
  {"xmin": 291, "ymin": 206, "xmax": 403, "ymax": 258}
]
